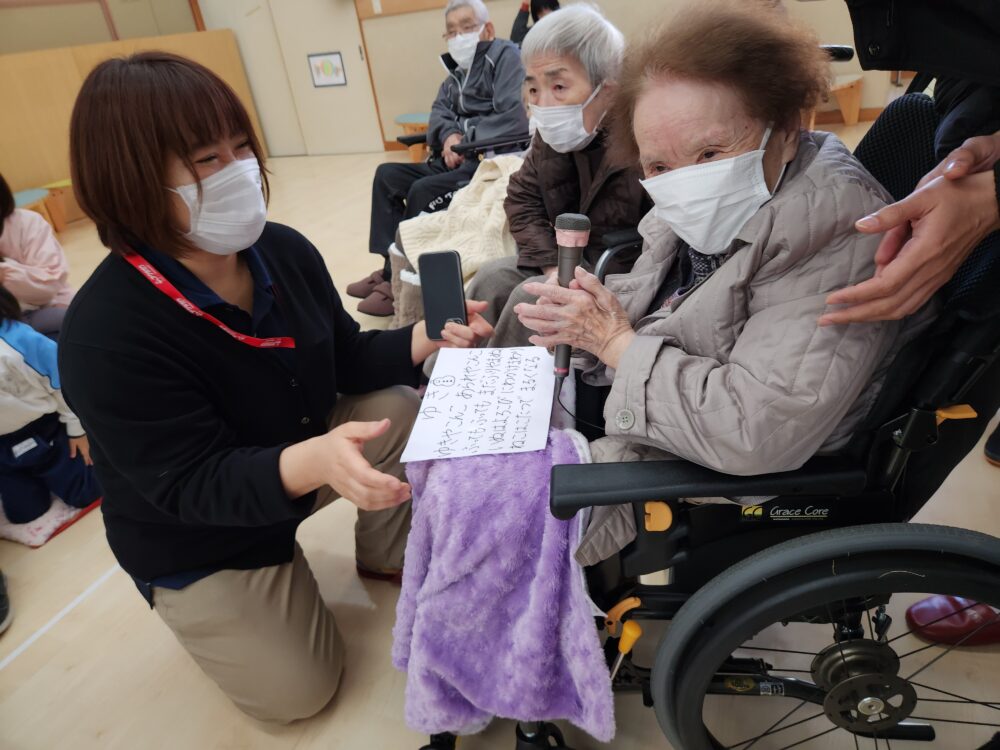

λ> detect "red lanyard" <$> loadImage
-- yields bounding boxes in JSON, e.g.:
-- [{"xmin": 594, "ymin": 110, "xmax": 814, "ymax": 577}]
[{"xmin": 123, "ymin": 251, "xmax": 296, "ymax": 349}]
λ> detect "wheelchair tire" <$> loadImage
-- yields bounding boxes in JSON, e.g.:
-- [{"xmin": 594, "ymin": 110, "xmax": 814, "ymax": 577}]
[{"xmin": 650, "ymin": 523, "xmax": 1000, "ymax": 749}]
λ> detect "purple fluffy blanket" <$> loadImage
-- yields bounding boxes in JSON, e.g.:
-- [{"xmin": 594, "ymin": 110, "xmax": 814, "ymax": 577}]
[{"xmin": 393, "ymin": 429, "xmax": 614, "ymax": 742}]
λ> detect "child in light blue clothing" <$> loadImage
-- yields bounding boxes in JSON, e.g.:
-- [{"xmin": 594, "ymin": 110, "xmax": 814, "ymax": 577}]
[{"xmin": 0, "ymin": 284, "xmax": 100, "ymax": 523}]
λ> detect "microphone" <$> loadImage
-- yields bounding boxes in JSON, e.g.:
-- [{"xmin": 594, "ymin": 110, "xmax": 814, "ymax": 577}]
[{"xmin": 553, "ymin": 212, "xmax": 591, "ymax": 380}]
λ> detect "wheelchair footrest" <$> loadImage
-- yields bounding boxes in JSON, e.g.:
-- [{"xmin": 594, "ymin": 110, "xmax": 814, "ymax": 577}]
[{"xmin": 515, "ymin": 723, "xmax": 573, "ymax": 749}]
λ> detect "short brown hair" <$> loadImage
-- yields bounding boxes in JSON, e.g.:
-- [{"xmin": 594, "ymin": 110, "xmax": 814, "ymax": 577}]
[
  {"xmin": 70, "ymin": 52, "xmax": 268, "ymax": 257},
  {"xmin": 610, "ymin": 0, "xmax": 829, "ymax": 164}
]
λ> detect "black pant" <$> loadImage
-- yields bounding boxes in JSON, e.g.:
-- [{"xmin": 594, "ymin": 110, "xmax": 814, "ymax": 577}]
[
  {"xmin": 368, "ymin": 157, "xmax": 478, "ymax": 271},
  {"xmin": 0, "ymin": 414, "xmax": 102, "ymax": 523}
]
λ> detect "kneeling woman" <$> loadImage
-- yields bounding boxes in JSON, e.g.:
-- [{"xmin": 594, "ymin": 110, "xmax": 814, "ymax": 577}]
[{"xmin": 60, "ymin": 53, "xmax": 490, "ymax": 722}]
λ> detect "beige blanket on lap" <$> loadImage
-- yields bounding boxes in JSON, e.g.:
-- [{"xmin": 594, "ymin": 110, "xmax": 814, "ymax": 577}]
[{"xmin": 398, "ymin": 155, "xmax": 523, "ymax": 280}]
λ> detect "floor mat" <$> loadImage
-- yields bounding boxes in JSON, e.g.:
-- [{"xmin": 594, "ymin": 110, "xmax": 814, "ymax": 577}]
[{"xmin": 0, "ymin": 497, "xmax": 101, "ymax": 547}]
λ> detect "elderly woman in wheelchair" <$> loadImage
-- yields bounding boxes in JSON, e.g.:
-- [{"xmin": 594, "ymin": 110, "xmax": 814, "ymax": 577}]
[
  {"xmin": 508, "ymin": 4, "xmax": 1000, "ymax": 750},
  {"xmin": 402, "ymin": 4, "xmax": 1000, "ymax": 750},
  {"xmin": 516, "ymin": 5, "xmax": 925, "ymax": 567}
]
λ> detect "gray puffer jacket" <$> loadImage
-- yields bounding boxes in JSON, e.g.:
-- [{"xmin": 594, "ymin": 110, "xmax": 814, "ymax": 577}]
[
  {"xmin": 428, "ymin": 38, "xmax": 529, "ymax": 152},
  {"xmin": 582, "ymin": 130, "xmax": 933, "ymax": 476}
]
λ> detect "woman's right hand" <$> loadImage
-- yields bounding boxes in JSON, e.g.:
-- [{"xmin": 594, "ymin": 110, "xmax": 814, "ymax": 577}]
[{"xmin": 320, "ymin": 420, "xmax": 411, "ymax": 510}]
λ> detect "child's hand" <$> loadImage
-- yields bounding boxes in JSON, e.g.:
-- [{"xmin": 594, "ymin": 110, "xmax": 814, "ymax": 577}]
[{"xmin": 69, "ymin": 435, "xmax": 93, "ymax": 466}]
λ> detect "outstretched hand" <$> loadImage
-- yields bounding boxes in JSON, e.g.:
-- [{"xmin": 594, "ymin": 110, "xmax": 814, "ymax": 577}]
[{"xmin": 322, "ymin": 419, "xmax": 411, "ymax": 511}]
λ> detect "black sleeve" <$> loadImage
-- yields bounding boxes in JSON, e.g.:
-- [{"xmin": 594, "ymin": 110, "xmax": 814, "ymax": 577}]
[
  {"xmin": 845, "ymin": 0, "xmax": 1000, "ymax": 87},
  {"xmin": 60, "ymin": 341, "xmax": 310, "ymax": 526},
  {"xmin": 306, "ymin": 242, "xmax": 422, "ymax": 394}
]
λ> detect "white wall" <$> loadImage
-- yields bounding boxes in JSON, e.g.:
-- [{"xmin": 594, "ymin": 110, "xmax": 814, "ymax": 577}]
[
  {"xmin": 268, "ymin": 0, "xmax": 383, "ymax": 154},
  {"xmin": 202, "ymin": 0, "xmax": 383, "ymax": 156},
  {"xmin": 364, "ymin": 0, "xmax": 893, "ymax": 143},
  {"xmin": 107, "ymin": 0, "xmax": 197, "ymax": 39},
  {"xmin": 200, "ymin": 0, "xmax": 307, "ymax": 156},
  {"xmin": 204, "ymin": 0, "xmax": 893, "ymax": 156},
  {"xmin": 0, "ymin": 3, "xmax": 112, "ymax": 54}
]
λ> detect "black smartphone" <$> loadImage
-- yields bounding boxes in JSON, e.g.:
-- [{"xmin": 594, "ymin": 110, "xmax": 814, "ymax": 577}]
[{"xmin": 419, "ymin": 250, "xmax": 467, "ymax": 341}]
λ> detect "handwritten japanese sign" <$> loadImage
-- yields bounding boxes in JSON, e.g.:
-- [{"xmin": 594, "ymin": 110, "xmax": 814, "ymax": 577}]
[{"xmin": 401, "ymin": 347, "xmax": 555, "ymax": 463}]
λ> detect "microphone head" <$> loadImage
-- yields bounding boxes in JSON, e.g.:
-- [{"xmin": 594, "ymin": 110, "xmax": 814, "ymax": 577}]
[
  {"xmin": 555, "ymin": 213, "xmax": 591, "ymax": 249},
  {"xmin": 555, "ymin": 213, "xmax": 591, "ymax": 232}
]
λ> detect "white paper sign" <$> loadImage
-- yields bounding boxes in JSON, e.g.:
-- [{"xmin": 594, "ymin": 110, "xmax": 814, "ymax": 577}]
[{"xmin": 402, "ymin": 347, "xmax": 555, "ymax": 463}]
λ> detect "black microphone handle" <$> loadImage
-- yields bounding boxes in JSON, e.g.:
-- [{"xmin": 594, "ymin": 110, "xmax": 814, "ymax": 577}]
[{"xmin": 554, "ymin": 245, "xmax": 584, "ymax": 377}]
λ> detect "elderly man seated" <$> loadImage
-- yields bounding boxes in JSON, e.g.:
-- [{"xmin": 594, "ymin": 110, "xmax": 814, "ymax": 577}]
[
  {"xmin": 468, "ymin": 4, "xmax": 650, "ymax": 346},
  {"xmin": 513, "ymin": 1, "xmax": 935, "ymax": 563},
  {"xmin": 349, "ymin": 0, "xmax": 529, "ymax": 316}
]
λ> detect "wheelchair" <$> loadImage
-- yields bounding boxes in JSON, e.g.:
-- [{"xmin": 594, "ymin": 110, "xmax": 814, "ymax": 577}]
[{"xmin": 546, "ymin": 92, "xmax": 1000, "ymax": 749}]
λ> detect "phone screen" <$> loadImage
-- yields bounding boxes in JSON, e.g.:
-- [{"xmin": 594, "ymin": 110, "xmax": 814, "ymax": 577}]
[{"xmin": 418, "ymin": 251, "xmax": 467, "ymax": 340}]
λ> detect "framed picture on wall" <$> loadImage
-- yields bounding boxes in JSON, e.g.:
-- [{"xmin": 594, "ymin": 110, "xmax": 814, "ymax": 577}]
[{"xmin": 308, "ymin": 52, "xmax": 347, "ymax": 87}]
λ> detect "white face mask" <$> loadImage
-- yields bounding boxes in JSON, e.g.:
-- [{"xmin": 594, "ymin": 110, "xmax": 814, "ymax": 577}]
[
  {"xmin": 529, "ymin": 83, "xmax": 604, "ymax": 154},
  {"xmin": 447, "ymin": 27, "xmax": 483, "ymax": 70},
  {"xmin": 170, "ymin": 158, "xmax": 267, "ymax": 256},
  {"xmin": 640, "ymin": 127, "xmax": 787, "ymax": 255}
]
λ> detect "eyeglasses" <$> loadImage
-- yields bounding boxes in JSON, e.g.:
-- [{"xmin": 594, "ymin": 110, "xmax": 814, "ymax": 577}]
[{"xmin": 442, "ymin": 25, "xmax": 481, "ymax": 40}]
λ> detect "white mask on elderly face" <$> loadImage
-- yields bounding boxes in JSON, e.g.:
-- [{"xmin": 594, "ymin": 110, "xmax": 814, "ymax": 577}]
[
  {"xmin": 448, "ymin": 27, "xmax": 483, "ymax": 70},
  {"xmin": 640, "ymin": 126, "xmax": 787, "ymax": 255},
  {"xmin": 529, "ymin": 83, "xmax": 604, "ymax": 154},
  {"xmin": 170, "ymin": 158, "xmax": 267, "ymax": 256}
]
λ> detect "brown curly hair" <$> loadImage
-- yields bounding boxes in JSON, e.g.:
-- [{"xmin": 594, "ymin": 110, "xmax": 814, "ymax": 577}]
[{"xmin": 610, "ymin": 0, "xmax": 830, "ymax": 164}]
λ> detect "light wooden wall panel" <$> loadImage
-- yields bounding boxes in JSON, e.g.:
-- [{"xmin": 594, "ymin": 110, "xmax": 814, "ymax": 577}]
[
  {"xmin": 0, "ymin": 29, "xmax": 263, "ymax": 192},
  {"xmin": 0, "ymin": 48, "xmax": 85, "ymax": 193}
]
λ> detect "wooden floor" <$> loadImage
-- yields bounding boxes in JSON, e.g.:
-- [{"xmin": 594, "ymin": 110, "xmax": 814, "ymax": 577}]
[{"xmin": 3, "ymin": 124, "xmax": 999, "ymax": 750}]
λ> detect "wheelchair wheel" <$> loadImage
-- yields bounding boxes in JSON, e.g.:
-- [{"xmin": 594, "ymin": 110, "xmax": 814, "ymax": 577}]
[{"xmin": 651, "ymin": 524, "xmax": 1000, "ymax": 749}]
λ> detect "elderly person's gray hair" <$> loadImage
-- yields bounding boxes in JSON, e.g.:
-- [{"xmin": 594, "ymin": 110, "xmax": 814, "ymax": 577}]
[
  {"xmin": 521, "ymin": 4, "xmax": 626, "ymax": 86},
  {"xmin": 444, "ymin": 0, "xmax": 489, "ymax": 24}
]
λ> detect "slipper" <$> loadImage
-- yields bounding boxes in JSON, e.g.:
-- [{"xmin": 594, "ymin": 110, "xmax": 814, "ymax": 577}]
[
  {"xmin": 358, "ymin": 281, "xmax": 395, "ymax": 317},
  {"xmin": 346, "ymin": 269, "xmax": 385, "ymax": 299}
]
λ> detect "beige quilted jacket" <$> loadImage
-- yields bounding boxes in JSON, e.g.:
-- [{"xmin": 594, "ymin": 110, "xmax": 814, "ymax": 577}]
[{"xmin": 581, "ymin": 130, "xmax": 929, "ymax": 476}]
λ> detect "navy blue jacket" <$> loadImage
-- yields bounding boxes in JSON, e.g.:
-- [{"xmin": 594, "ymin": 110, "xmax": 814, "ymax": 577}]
[{"xmin": 59, "ymin": 223, "xmax": 419, "ymax": 582}]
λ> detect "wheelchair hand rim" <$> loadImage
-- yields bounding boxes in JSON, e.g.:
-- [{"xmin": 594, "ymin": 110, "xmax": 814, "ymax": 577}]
[{"xmin": 669, "ymin": 550, "xmax": 1000, "ymax": 749}]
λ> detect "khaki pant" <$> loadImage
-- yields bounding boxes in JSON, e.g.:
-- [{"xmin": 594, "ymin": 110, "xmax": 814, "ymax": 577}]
[{"xmin": 153, "ymin": 386, "xmax": 419, "ymax": 723}]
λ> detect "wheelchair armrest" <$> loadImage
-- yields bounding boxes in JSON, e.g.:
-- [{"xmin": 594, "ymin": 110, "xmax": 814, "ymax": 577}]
[
  {"xmin": 822, "ymin": 44, "xmax": 855, "ymax": 62},
  {"xmin": 397, "ymin": 133, "xmax": 427, "ymax": 147},
  {"xmin": 550, "ymin": 456, "xmax": 867, "ymax": 520},
  {"xmin": 601, "ymin": 228, "xmax": 643, "ymax": 248},
  {"xmin": 595, "ymin": 228, "xmax": 644, "ymax": 282},
  {"xmin": 451, "ymin": 132, "xmax": 532, "ymax": 157}
]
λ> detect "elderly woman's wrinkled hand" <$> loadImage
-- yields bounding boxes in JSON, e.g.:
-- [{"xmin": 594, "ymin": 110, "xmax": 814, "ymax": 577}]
[{"xmin": 516, "ymin": 266, "xmax": 636, "ymax": 369}]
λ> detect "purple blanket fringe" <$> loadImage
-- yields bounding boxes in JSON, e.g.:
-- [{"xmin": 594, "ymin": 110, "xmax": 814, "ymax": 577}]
[{"xmin": 393, "ymin": 429, "xmax": 614, "ymax": 742}]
